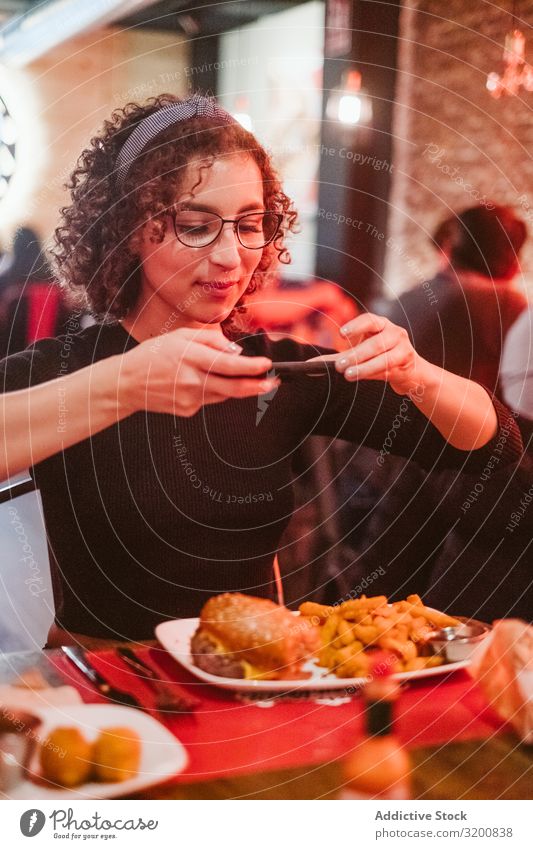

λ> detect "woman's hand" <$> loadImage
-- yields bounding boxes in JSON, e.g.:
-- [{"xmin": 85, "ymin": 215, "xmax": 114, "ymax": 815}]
[
  {"xmin": 119, "ymin": 327, "xmax": 277, "ymax": 417},
  {"xmin": 313, "ymin": 312, "xmax": 499, "ymax": 450},
  {"xmin": 327, "ymin": 312, "xmax": 426, "ymax": 396},
  {"xmin": 0, "ymin": 327, "xmax": 277, "ymax": 481}
]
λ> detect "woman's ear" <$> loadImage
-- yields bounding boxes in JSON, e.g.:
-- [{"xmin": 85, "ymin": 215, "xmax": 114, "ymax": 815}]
[
  {"xmin": 148, "ymin": 216, "xmax": 167, "ymax": 244},
  {"xmin": 128, "ymin": 215, "xmax": 168, "ymax": 258}
]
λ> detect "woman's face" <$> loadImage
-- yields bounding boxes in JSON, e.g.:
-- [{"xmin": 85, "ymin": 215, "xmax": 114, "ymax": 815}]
[{"xmin": 135, "ymin": 153, "xmax": 266, "ymax": 330}]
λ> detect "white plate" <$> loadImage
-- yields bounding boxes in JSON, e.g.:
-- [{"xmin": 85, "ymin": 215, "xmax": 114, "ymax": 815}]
[
  {"xmin": 155, "ymin": 617, "xmax": 471, "ymax": 694},
  {"xmin": 7, "ymin": 703, "xmax": 188, "ymax": 800}
]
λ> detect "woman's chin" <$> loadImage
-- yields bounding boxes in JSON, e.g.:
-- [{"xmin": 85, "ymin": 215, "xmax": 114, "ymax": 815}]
[
  {"xmin": 188, "ymin": 304, "xmax": 236, "ymax": 325},
  {"xmin": 184, "ymin": 287, "xmax": 243, "ymax": 324}
]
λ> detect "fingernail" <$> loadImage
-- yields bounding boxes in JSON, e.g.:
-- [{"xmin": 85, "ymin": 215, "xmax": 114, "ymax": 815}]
[
  {"xmin": 338, "ymin": 357, "xmax": 349, "ymax": 368},
  {"xmin": 260, "ymin": 379, "xmax": 279, "ymax": 393},
  {"xmin": 346, "ymin": 367, "xmax": 358, "ymax": 378},
  {"xmin": 340, "ymin": 326, "xmax": 349, "ymax": 336},
  {"xmin": 227, "ymin": 342, "xmax": 242, "ymax": 352}
]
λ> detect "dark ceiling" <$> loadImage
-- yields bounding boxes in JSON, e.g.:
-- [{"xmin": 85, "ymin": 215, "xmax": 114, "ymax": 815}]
[
  {"xmin": 0, "ymin": 1, "xmax": 310, "ymax": 36},
  {"xmin": 119, "ymin": 1, "xmax": 310, "ymax": 36}
]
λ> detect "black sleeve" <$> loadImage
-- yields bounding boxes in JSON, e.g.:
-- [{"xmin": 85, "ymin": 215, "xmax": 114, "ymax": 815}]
[
  {"xmin": 313, "ymin": 373, "xmax": 523, "ymax": 472},
  {"xmin": 217, "ymin": 331, "xmax": 523, "ymax": 472},
  {"xmin": 0, "ymin": 338, "xmax": 65, "ymax": 393}
]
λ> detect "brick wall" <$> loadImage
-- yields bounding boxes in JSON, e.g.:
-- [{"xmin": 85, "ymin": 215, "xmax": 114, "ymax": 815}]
[
  {"xmin": 1, "ymin": 27, "xmax": 189, "ymax": 248},
  {"xmin": 385, "ymin": 0, "xmax": 533, "ymax": 298}
]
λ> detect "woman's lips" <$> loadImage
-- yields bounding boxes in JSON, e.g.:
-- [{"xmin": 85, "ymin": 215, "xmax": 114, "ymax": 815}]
[
  {"xmin": 196, "ymin": 280, "xmax": 240, "ymax": 296},
  {"xmin": 197, "ymin": 280, "xmax": 239, "ymax": 289}
]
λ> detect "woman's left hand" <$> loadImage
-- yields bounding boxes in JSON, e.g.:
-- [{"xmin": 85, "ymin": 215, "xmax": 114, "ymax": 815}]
[
  {"xmin": 319, "ymin": 312, "xmax": 426, "ymax": 396},
  {"xmin": 312, "ymin": 312, "xmax": 500, "ymax": 450}
]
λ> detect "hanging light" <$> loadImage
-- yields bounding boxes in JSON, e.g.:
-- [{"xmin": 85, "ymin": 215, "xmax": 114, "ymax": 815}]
[
  {"xmin": 326, "ymin": 70, "xmax": 372, "ymax": 127},
  {"xmin": 486, "ymin": 1, "xmax": 533, "ymax": 97}
]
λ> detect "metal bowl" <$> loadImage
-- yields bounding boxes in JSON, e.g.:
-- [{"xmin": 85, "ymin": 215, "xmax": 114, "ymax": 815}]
[{"xmin": 421, "ymin": 617, "xmax": 492, "ymax": 663}]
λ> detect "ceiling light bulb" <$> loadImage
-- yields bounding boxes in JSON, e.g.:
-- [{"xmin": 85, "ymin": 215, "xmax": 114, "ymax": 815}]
[{"xmin": 338, "ymin": 94, "xmax": 362, "ymax": 124}]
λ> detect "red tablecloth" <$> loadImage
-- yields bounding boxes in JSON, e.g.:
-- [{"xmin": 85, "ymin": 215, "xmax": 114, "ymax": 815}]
[{"xmin": 50, "ymin": 647, "xmax": 506, "ymax": 783}]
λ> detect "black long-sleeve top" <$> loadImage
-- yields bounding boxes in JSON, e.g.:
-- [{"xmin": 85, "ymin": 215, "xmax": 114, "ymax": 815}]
[{"xmin": 0, "ymin": 323, "xmax": 522, "ymax": 639}]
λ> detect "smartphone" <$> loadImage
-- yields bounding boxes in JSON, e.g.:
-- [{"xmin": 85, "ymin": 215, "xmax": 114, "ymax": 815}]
[{"xmin": 269, "ymin": 360, "xmax": 339, "ymax": 379}]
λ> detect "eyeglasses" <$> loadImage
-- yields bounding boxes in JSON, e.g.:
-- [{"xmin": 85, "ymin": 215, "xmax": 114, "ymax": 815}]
[{"xmin": 172, "ymin": 210, "xmax": 283, "ymax": 249}]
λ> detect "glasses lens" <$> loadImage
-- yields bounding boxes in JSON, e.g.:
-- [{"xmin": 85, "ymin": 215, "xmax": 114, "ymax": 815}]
[
  {"xmin": 237, "ymin": 212, "xmax": 281, "ymax": 248},
  {"xmin": 174, "ymin": 212, "xmax": 221, "ymax": 247}
]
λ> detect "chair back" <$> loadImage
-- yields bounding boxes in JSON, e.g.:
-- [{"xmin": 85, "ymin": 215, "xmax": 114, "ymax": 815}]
[{"xmin": 0, "ymin": 475, "xmax": 54, "ymax": 651}]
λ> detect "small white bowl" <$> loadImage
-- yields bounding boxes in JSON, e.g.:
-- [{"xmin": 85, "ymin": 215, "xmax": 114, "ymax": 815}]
[{"xmin": 422, "ymin": 617, "xmax": 492, "ymax": 663}]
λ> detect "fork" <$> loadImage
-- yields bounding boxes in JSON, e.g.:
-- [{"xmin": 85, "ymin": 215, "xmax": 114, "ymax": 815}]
[{"xmin": 116, "ymin": 647, "xmax": 198, "ymax": 713}]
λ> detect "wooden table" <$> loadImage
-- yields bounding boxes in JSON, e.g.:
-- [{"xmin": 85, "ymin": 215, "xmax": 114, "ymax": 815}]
[
  {"xmin": 1, "ymin": 648, "xmax": 531, "ymax": 801},
  {"xmin": 133, "ymin": 736, "xmax": 533, "ymax": 800}
]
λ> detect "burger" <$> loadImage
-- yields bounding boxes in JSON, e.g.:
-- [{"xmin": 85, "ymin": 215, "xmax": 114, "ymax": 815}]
[{"xmin": 191, "ymin": 593, "xmax": 320, "ymax": 680}]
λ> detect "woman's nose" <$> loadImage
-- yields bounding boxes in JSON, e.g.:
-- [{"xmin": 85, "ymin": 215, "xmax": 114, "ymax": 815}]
[{"xmin": 208, "ymin": 223, "xmax": 242, "ymax": 268}]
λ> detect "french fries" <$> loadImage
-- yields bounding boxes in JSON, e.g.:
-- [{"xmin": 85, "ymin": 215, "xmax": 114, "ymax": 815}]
[
  {"xmin": 298, "ymin": 594, "xmax": 459, "ymax": 678},
  {"xmin": 299, "ymin": 601, "xmax": 335, "ymax": 621}
]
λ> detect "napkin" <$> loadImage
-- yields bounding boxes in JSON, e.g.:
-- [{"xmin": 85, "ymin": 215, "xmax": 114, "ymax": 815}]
[{"xmin": 468, "ymin": 619, "xmax": 533, "ymax": 743}]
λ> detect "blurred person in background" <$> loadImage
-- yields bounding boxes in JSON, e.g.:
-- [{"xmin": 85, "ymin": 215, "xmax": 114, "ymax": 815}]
[
  {"xmin": 428, "ymin": 214, "xmax": 456, "ymax": 272},
  {"xmin": 329, "ymin": 204, "xmax": 531, "ymax": 621},
  {"xmin": 0, "ymin": 227, "xmax": 71, "ymax": 358},
  {"xmin": 383, "ymin": 204, "xmax": 528, "ymax": 396}
]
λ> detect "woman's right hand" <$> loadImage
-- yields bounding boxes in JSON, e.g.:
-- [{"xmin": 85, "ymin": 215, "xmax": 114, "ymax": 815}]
[{"xmin": 118, "ymin": 327, "xmax": 277, "ymax": 417}]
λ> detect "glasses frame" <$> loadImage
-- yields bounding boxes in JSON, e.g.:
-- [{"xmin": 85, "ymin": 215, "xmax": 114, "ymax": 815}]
[{"xmin": 171, "ymin": 210, "xmax": 283, "ymax": 250}]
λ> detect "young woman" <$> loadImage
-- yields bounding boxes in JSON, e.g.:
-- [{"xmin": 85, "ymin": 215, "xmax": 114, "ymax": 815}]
[{"xmin": 0, "ymin": 94, "xmax": 522, "ymax": 647}]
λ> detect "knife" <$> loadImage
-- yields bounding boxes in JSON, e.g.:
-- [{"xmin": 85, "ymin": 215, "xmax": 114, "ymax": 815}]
[
  {"xmin": 116, "ymin": 647, "xmax": 199, "ymax": 711},
  {"xmin": 61, "ymin": 646, "xmax": 145, "ymax": 711}
]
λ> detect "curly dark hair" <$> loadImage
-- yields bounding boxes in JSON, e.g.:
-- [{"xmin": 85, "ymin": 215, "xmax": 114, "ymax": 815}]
[{"xmin": 52, "ymin": 93, "xmax": 298, "ymax": 331}]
